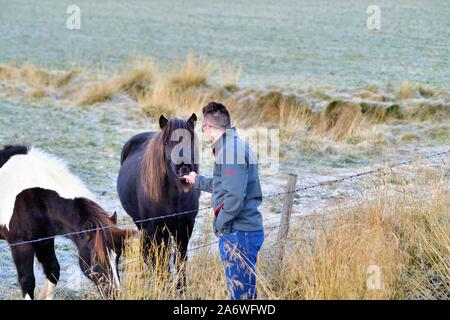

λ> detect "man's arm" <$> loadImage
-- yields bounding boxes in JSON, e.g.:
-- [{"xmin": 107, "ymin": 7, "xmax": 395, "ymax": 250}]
[
  {"xmin": 215, "ymin": 163, "xmax": 248, "ymax": 233},
  {"xmin": 194, "ymin": 175, "xmax": 213, "ymax": 193}
]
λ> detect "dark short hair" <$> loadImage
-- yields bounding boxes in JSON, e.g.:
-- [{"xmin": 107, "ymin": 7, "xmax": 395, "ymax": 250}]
[{"xmin": 202, "ymin": 102, "xmax": 231, "ymax": 129}]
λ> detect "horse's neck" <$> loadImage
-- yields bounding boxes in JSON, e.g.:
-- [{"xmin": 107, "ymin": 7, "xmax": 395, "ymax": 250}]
[
  {"xmin": 164, "ymin": 176, "xmax": 183, "ymax": 198},
  {"xmin": 146, "ymin": 177, "xmax": 182, "ymax": 209},
  {"xmin": 47, "ymin": 205, "xmax": 91, "ymax": 253},
  {"xmin": 45, "ymin": 198, "xmax": 84, "ymax": 236}
]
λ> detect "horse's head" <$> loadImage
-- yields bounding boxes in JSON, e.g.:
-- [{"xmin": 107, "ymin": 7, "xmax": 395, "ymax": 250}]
[
  {"xmin": 142, "ymin": 113, "xmax": 198, "ymax": 200},
  {"xmin": 76, "ymin": 201, "xmax": 135, "ymax": 298},
  {"xmin": 0, "ymin": 145, "xmax": 28, "ymax": 168}
]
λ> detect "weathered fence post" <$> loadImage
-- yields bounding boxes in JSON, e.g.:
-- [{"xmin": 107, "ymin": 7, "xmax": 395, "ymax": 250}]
[{"xmin": 275, "ymin": 173, "xmax": 297, "ymax": 267}]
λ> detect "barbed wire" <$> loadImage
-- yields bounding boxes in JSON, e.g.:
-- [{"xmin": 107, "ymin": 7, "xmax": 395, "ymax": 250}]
[
  {"xmin": 119, "ymin": 177, "xmax": 446, "ymax": 271},
  {"xmin": 0, "ymin": 149, "xmax": 448, "ymax": 252},
  {"xmin": 263, "ymin": 149, "xmax": 449, "ymax": 198},
  {"xmin": 119, "ymin": 239, "xmax": 221, "ymax": 271},
  {"xmin": 1, "ymin": 147, "xmax": 447, "ymax": 298},
  {"xmin": 116, "ymin": 148, "xmax": 450, "ymax": 269},
  {"xmin": 0, "ymin": 206, "xmax": 212, "ymax": 250}
]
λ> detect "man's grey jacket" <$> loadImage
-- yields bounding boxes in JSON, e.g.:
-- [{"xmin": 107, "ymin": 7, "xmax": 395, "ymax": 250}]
[{"xmin": 194, "ymin": 127, "xmax": 263, "ymax": 235}]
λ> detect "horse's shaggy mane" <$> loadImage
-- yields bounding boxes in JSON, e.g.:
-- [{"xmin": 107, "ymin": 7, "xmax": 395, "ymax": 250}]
[
  {"xmin": 77, "ymin": 199, "xmax": 127, "ymax": 266},
  {"xmin": 141, "ymin": 119, "xmax": 195, "ymax": 201}
]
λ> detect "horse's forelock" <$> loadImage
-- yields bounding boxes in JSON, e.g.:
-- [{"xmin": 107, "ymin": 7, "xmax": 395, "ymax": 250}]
[{"xmin": 162, "ymin": 119, "xmax": 194, "ymax": 143}]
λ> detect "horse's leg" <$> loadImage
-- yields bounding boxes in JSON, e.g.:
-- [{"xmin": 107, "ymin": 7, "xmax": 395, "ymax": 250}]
[
  {"xmin": 33, "ymin": 239, "xmax": 60, "ymax": 300},
  {"xmin": 11, "ymin": 243, "xmax": 36, "ymax": 299},
  {"xmin": 158, "ymin": 229, "xmax": 172, "ymax": 284},
  {"xmin": 143, "ymin": 227, "xmax": 170, "ymax": 269},
  {"xmin": 0, "ymin": 226, "xmax": 8, "ymax": 240},
  {"xmin": 142, "ymin": 229, "xmax": 153, "ymax": 265},
  {"xmin": 175, "ymin": 225, "xmax": 194, "ymax": 290}
]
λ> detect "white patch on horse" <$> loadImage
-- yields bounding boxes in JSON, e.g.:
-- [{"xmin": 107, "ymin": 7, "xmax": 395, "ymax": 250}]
[
  {"xmin": 0, "ymin": 147, "xmax": 96, "ymax": 228},
  {"xmin": 24, "ymin": 294, "xmax": 32, "ymax": 300},
  {"xmin": 40, "ymin": 278, "xmax": 56, "ymax": 300},
  {"xmin": 108, "ymin": 249, "xmax": 120, "ymax": 289}
]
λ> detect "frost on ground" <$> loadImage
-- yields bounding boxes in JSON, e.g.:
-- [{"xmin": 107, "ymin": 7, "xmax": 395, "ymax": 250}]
[{"xmin": 0, "ymin": 98, "xmax": 448, "ymax": 299}]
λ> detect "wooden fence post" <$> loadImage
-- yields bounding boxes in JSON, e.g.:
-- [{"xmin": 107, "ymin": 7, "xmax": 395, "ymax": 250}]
[{"xmin": 275, "ymin": 173, "xmax": 297, "ymax": 267}]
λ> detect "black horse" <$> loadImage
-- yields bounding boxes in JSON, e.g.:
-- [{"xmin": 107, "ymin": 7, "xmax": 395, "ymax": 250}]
[
  {"xmin": 0, "ymin": 145, "xmax": 131, "ymax": 299},
  {"xmin": 117, "ymin": 114, "xmax": 200, "ymax": 284}
]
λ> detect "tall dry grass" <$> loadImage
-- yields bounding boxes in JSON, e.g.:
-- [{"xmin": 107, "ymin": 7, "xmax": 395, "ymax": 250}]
[
  {"xmin": 77, "ymin": 82, "xmax": 116, "ymax": 106},
  {"xmin": 1, "ymin": 58, "xmax": 449, "ymax": 147},
  {"xmin": 217, "ymin": 62, "xmax": 241, "ymax": 92},
  {"xmin": 138, "ymin": 80, "xmax": 213, "ymax": 119},
  {"xmin": 169, "ymin": 54, "xmax": 214, "ymax": 90},
  {"xmin": 317, "ymin": 101, "xmax": 365, "ymax": 141},
  {"xmin": 396, "ymin": 81, "xmax": 414, "ymax": 100},
  {"xmin": 112, "ymin": 58, "xmax": 157, "ymax": 100},
  {"xmin": 119, "ymin": 237, "xmax": 181, "ymax": 300},
  {"xmin": 115, "ymin": 168, "xmax": 449, "ymax": 300},
  {"xmin": 0, "ymin": 63, "xmax": 80, "ymax": 88}
]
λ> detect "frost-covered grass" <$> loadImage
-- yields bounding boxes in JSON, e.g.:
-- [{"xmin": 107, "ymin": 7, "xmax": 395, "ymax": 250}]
[{"xmin": 0, "ymin": 86, "xmax": 448, "ymax": 299}]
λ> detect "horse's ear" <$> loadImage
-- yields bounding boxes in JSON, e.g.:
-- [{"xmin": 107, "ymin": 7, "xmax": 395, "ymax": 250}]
[
  {"xmin": 111, "ymin": 228, "xmax": 139, "ymax": 252},
  {"xmin": 110, "ymin": 212, "xmax": 117, "ymax": 224},
  {"xmin": 159, "ymin": 115, "xmax": 169, "ymax": 129},
  {"xmin": 187, "ymin": 113, "xmax": 197, "ymax": 128}
]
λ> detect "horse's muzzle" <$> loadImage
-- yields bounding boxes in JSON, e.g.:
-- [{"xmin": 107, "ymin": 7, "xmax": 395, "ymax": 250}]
[{"xmin": 178, "ymin": 166, "xmax": 191, "ymax": 176}]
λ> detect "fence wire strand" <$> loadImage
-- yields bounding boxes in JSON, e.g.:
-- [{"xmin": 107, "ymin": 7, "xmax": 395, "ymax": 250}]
[{"xmin": 0, "ymin": 149, "xmax": 448, "ymax": 252}]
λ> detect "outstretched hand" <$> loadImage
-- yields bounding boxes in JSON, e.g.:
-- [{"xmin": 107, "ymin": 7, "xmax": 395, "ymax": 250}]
[{"xmin": 183, "ymin": 171, "xmax": 197, "ymax": 185}]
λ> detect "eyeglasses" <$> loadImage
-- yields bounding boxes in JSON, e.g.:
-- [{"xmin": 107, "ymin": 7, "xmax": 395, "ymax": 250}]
[{"xmin": 201, "ymin": 123, "xmax": 212, "ymax": 133}]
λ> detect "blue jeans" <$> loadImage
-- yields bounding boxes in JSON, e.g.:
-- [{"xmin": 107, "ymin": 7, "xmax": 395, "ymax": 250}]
[{"xmin": 219, "ymin": 230, "xmax": 264, "ymax": 300}]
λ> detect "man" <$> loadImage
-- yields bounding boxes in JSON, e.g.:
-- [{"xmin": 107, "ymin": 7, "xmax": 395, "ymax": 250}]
[{"xmin": 183, "ymin": 102, "xmax": 264, "ymax": 300}]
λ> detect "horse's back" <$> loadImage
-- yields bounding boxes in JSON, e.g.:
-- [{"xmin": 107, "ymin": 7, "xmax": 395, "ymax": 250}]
[
  {"xmin": 120, "ymin": 132, "xmax": 156, "ymax": 165},
  {"xmin": 0, "ymin": 147, "xmax": 95, "ymax": 228}
]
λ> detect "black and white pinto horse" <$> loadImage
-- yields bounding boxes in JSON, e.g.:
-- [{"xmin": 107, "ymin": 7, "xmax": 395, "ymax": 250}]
[
  {"xmin": 0, "ymin": 145, "xmax": 130, "ymax": 299},
  {"xmin": 117, "ymin": 114, "xmax": 199, "ymax": 285}
]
